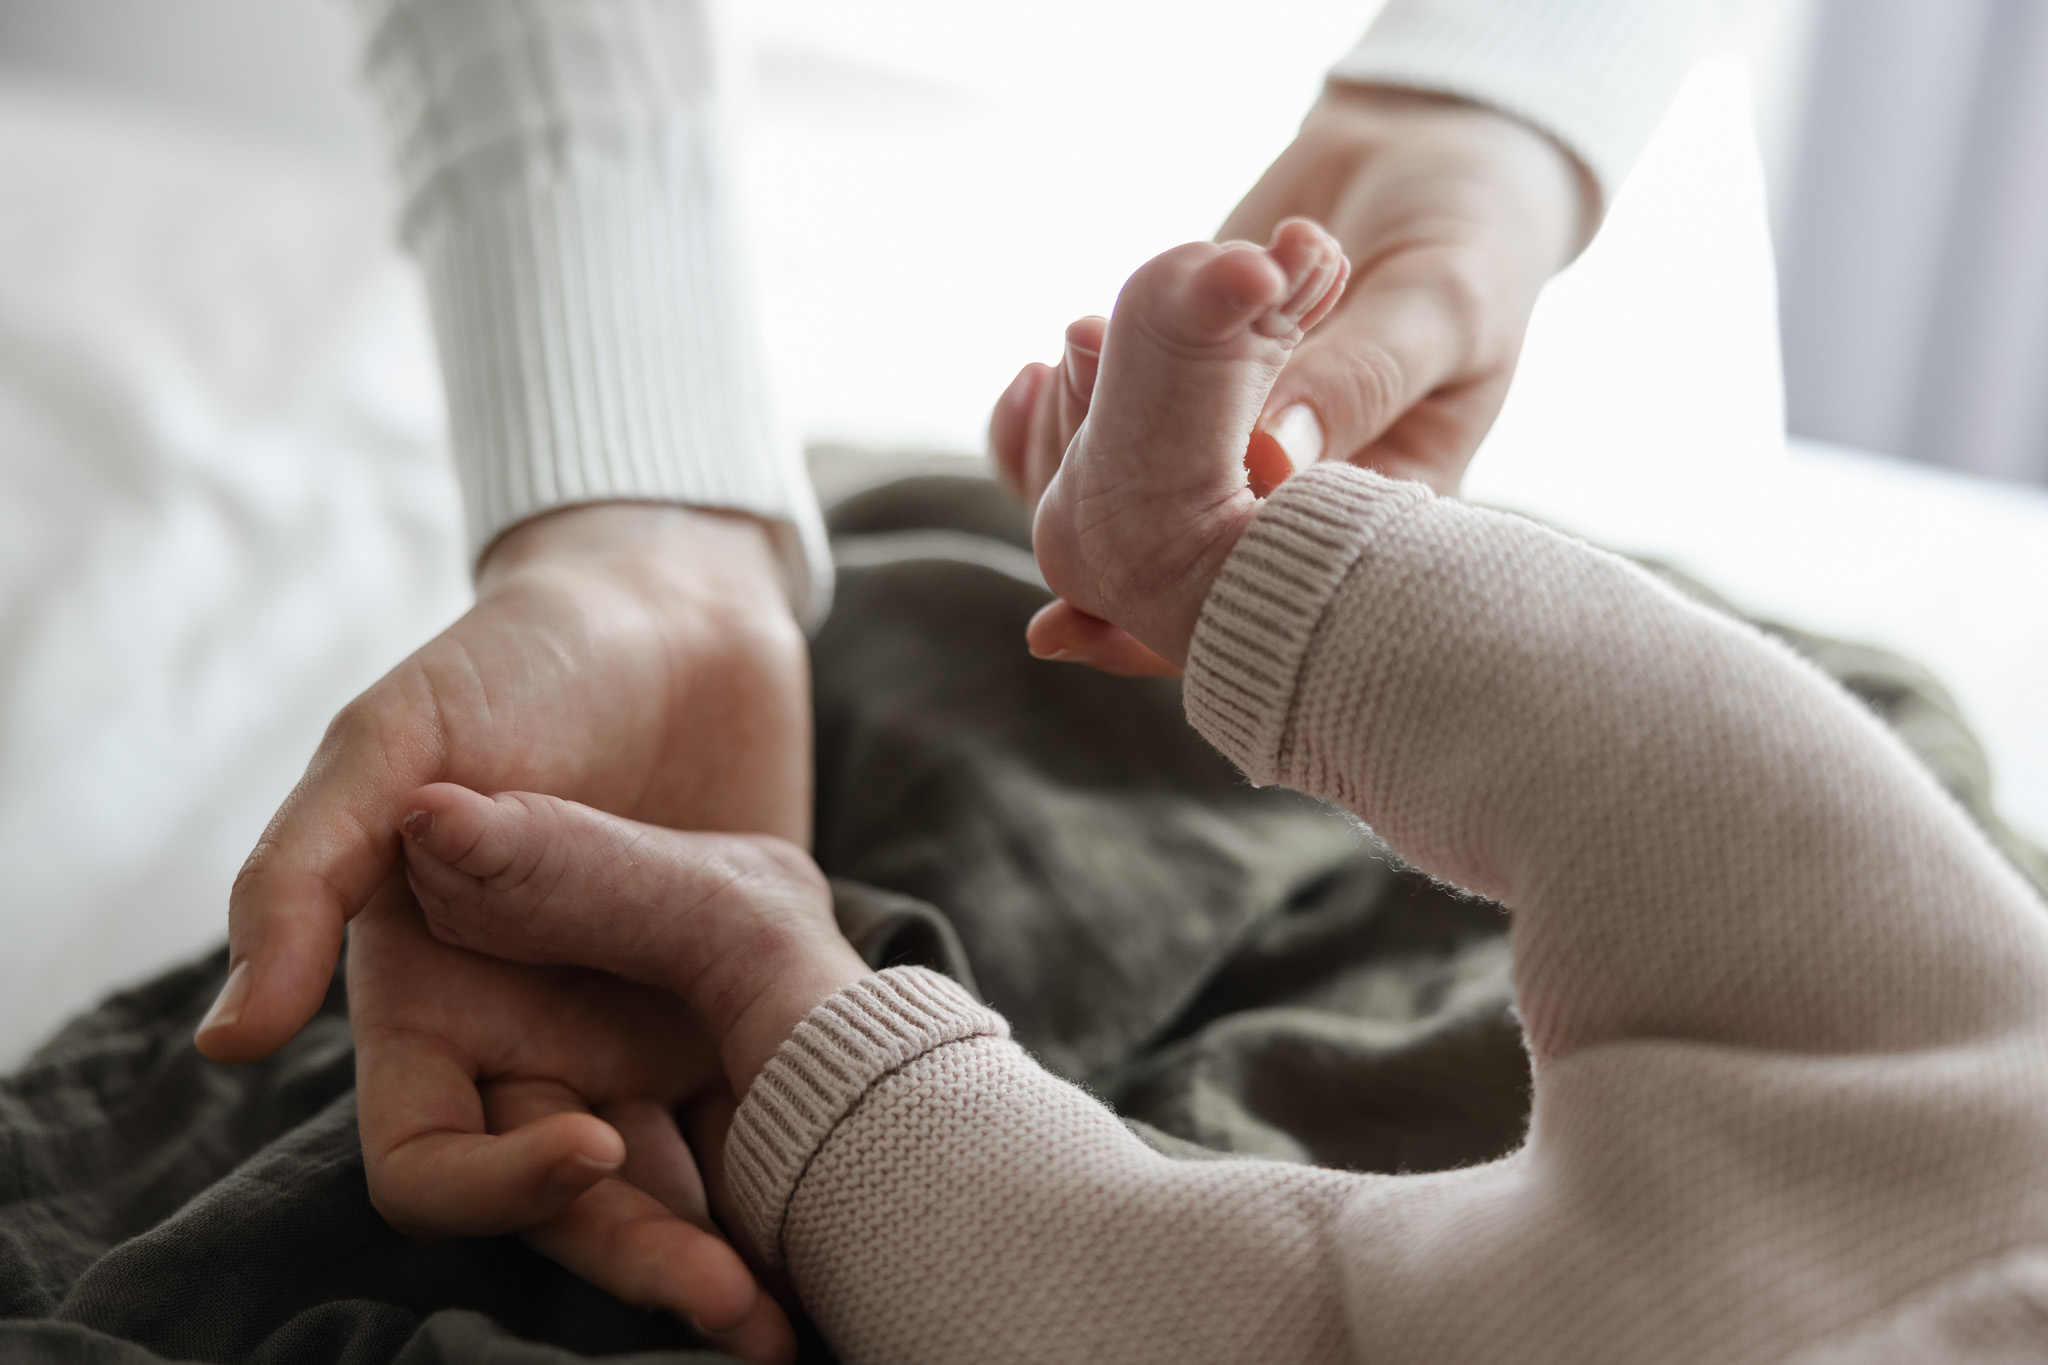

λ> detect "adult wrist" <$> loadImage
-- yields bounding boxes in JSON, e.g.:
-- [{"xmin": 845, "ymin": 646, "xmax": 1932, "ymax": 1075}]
[
  {"xmin": 478, "ymin": 502, "xmax": 793, "ymax": 621},
  {"xmin": 1325, "ymin": 0, "xmax": 1715, "ymax": 214}
]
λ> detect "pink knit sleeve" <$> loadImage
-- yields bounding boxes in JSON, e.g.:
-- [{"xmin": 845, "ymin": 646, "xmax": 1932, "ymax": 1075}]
[
  {"xmin": 724, "ymin": 967, "xmax": 1369, "ymax": 1365},
  {"xmin": 719, "ymin": 466, "xmax": 2048, "ymax": 1364},
  {"xmin": 1183, "ymin": 463, "xmax": 2048, "ymax": 1064}
]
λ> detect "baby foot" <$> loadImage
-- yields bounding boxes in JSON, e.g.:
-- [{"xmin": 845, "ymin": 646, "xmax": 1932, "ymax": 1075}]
[
  {"xmin": 399, "ymin": 783, "xmax": 867, "ymax": 1088},
  {"xmin": 1031, "ymin": 219, "xmax": 1347, "ymax": 668}
]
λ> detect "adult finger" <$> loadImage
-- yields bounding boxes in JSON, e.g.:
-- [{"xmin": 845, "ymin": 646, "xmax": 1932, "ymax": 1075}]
[
  {"xmin": 1025, "ymin": 600, "xmax": 1181, "ymax": 678},
  {"xmin": 993, "ymin": 315, "xmax": 1106, "ymax": 511},
  {"xmin": 1254, "ymin": 250, "xmax": 1480, "ymax": 494},
  {"xmin": 357, "ymin": 1043, "xmax": 625, "ymax": 1237},
  {"xmin": 203, "ymin": 686, "xmax": 443, "ymax": 1064},
  {"xmin": 490, "ymin": 1083, "xmax": 796, "ymax": 1363},
  {"xmin": 989, "ymin": 361, "xmax": 1051, "ymax": 500},
  {"xmin": 527, "ymin": 1179, "xmax": 795, "ymax": 1364},
  {"xmin": 682, "ymin": 1087, "xmax": 743, "ymax": 1242},
  {"xmin": 683, "ymin": 1086, "xmax": 805, "ymax": 1320},
  {"xmin": 1044, "ymin": 316, "xmax": 1106, "ymax": 492},
  {"xmin": 1016, "ymin": 317, "xmax": 1106, "ymax": 509},
  {"xmin": 600, "ymin": 1097, "xmax": 714, "ymax": 1230}
]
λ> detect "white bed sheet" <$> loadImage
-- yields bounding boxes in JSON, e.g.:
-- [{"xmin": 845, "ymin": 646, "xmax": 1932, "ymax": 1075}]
[
  {"xmin": 1, "ymin": 32, "xmax": 2043, "ymax": 1069},
  {"xmin": 0, "ymin": 87, "xmax": 470, "ymax": 1066}
]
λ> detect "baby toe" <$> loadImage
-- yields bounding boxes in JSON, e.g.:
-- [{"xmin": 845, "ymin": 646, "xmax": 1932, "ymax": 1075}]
[
  {"xmin": 1178, "ymin": 244, "xmax": 1294, "ymax": 343},
  {"xmin": 1258, "ymin": 219, "xmax": 1349, "ymax": 337},
  {"xmin": 401, "ymin": 783, "xmax": 542, "ymax": 883}
]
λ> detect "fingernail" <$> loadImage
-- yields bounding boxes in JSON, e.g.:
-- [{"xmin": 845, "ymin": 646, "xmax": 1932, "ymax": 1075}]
[
  {"xmin": 545, "ymin": 1150, "xmax": 620, "ymax": 1196},
  {"xmin": 1263, "ymin": 404, "xmax": 1324, "ymax": 470},
  {"xmin": 401, "ymin": 809, "xmax": 432, "ymax": 841},
  {"xmin": 197, "ymin": 960, "xmax": 252, "ymax": 1037}
]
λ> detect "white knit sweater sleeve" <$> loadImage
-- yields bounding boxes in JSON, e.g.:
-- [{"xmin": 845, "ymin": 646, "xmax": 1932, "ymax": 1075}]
[
  {"xmin": 721, "ymin": 464, "xmax": 2048, "ymax": 1365},
  {"xmin": 1331, "ymin": 0, "xmax": 1730, "ymax": 203},
  {"xmin": 345, "ymin": 0, "xmax": 830, "ymax": 621}
]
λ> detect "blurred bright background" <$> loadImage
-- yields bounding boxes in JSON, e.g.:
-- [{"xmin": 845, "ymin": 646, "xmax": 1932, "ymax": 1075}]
[{"xmin": 0, "ymin": 0, "xmax": 2044, "ymax": 1063}]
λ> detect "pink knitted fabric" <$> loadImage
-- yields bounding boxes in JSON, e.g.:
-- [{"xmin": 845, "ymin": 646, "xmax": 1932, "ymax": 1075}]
[{"xmin": 725, "ymin": 463, "xmax": 2048, "ymax": 1364}]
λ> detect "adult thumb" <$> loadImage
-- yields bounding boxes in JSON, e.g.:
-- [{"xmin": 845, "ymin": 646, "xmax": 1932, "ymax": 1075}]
[
  {"xmin": 1254, "ymin": 266, "xmax": 1476, "ymax": 493},
  {"xmin": 200, "ymin": 703, "xmax": 434, "ymax": 1063}
]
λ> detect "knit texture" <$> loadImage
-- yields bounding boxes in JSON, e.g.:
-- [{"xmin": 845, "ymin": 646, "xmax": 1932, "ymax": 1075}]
[
  {"xmin": 727, "ymin": 968, "xmax": 1007, "ymax": 1271},
  {"xmin": 1332, "ymin": 0, "xmax": 1727, "ymax": 204},
  {"xmin": 726, "ymin": 461, "xmax": 2048, "ymax": 1364},
  {"xmin": 347, "ymin": 0, "xmax": 829, "ymax": 619},
  {"xmin": 1182, "ymin": 470, "xmax": 1430, "ymax": 785}
]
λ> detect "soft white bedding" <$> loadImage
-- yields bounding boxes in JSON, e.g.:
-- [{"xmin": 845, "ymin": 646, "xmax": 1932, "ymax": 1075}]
[
  {"xmin": 1, "ymin": 30, "xmax": 2043, "ymax": 1068},
  {"xmin": 0, "ymin": 88, "xmax": 470, "ymax": 1064}
]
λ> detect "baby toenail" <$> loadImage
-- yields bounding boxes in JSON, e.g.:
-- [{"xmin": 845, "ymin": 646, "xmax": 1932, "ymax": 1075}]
[
  {"xmin": 1264, "ymin": 404, "xmax": 1325, "ymax": 470},
  {"xmin": 402, "ymin": 809, "xmax": 433, "ymax": 840}
]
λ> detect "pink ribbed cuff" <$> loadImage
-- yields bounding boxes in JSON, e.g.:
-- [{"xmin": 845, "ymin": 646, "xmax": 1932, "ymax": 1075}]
[
  {"xmin": 1182, "ymin": 465, "xmax": 1431, "ymax": 785},
  {"xmin": 725, "ymin": 967, "xmax": 1008, "ymax": 1270}
]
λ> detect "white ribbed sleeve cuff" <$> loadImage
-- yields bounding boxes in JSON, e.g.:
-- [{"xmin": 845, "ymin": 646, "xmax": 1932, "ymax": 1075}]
[
  {"xmin": 1182, "ymin": 466, "xmax": 1431, "ymax": 786},
  {"xmin": 1330, "ymin": 0, "xmax": 1725, "ymax": 204},
  {"xmin": 349, "ymin": 0, "xmax": 831, "ymax": 624},
  {"xmin": 414, "ymin": 163, "xmax": 831, "ymax": 622},
  {"xmin": 725, "ymin": 968, "xmax": 1008, "ymax": 1271}
]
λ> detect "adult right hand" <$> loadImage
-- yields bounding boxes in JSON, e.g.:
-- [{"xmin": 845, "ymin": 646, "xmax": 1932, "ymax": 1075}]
[
  {"xmin": 995, "ymin": 85, "xmax": 1589, "ymax": 507},
  {"xmin": 202, "ymin": 501, "xmax": 808, "ymax": 1059},
  {"xmin": 990, "ymin": 81, "xmax": 1592, "ymax": 675},
  {"xmin": 197, "ymin": 502, "xmax": 811, "ymax": 1349}
]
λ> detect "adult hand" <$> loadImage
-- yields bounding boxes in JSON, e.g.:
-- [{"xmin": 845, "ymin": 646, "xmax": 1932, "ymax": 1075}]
[
  {"xmin": 198, "ymin": 503, "xmax": 810, "ymax": 1340},
  {"xmin": 1219, "ymin": 82, "xmax": 1589, "ymax": 492},
  {"xmin": 990, "ymin": 83, "xmax": 1590, "ymax": 675},
  {"xmin": 348, "ymin": 871, "xmax": 796, "ymax": 1361},
  {"xmin": 993, "ymin": 83, "xmax": 1590, "ymax": 509}
]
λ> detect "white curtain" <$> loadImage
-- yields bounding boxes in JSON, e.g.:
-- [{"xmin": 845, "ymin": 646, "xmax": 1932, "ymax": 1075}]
[{"xmin": 1777, "ymin": 0, "xmax": 2048, "ymax": 486}]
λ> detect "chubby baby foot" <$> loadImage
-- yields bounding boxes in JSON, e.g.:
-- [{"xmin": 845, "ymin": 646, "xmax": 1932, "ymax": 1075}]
[
  {"xmin": 400, "ymin": 783, "xmax": 869, "ymax": 1092},
  {"xmin": 1031, "ymin": 219, "xmax": 1347, "ymax": 668}
]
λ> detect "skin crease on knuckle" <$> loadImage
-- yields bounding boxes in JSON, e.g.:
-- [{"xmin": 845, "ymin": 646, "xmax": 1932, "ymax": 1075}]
[
  {"xmin": 250, "ymin": 697, "xmax": 411, "ymax": 888},
  {"xmin": 228, "ymin": 834, "xmax": 283, "ymax": 904},
  {"xmin": 410, "ymin": 869, "xmax": 516, "ymax": 957},
  {"xmin": 500, "ymin": 793, "xmax": 576, "ymax": 900}
]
